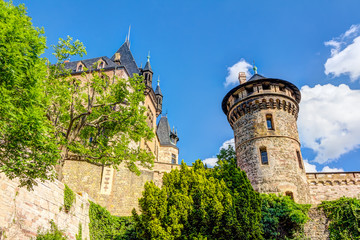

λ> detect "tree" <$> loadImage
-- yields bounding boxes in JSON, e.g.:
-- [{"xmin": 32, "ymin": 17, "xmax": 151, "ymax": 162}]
[
  {"xmin": 44, "ymin": 36, "xmax": 154, "ymax": 179},
  {"xmin": 0, "ymin": 0, "xmax": 59, "ymax": 189},
  {"xmin": 133, "ymin": 158, "xmax": 263, "ymax": 239}
]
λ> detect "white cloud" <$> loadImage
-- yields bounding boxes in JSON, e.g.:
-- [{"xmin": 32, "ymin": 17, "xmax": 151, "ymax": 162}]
[
  {"xmin": 220, "ymin": 138, "xmax": 235, "ymax": 150},
  {"xmin": 304, "ymin": 159, "xmax": 317, "ymax": 172},
  {"xmin": 324, "ymin": 24, "xmax": 360, "ymax": 81},
  {"xmin": 321, "ymin": 166, "xmax": 344, "ymax": 172},
  {"xmin": 202, "ymin": 157, "xmax": 218, "ymax": 168},
  {"xmin": 202, "ymin": 138, "xmax": 235, "ymax": 167},
  {"xmin": 224, "ymin": 59, "xmax": 252, "ymax": 87},
  {"xmin": 298, "ymin": 84, "xmax": 360, "ymax": 164}
]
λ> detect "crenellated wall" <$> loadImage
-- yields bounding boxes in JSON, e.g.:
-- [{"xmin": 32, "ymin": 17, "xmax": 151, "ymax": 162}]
[
  {"xmin": 307, "ymin": 172, "xmax": 360, "ymax": 204},
  {"xmin": 0, "ymin": 173, "xmax": 90, "ymax": 240}
]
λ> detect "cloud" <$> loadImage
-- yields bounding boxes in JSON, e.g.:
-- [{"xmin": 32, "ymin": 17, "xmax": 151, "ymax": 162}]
[
  {"xmin": 224, "ymin": 59, "xmax": 252, "ymax": 87},
  {"xmin": 202, "ymin": 157, "xmax": 218, "ymax": 168},
  {"xmin": 220, "ymin": 138, "xmax": 235, "ymax": 150},
  {"xmin": 321, "ymin": 166, "xmax": 344, "ymax": 172},
  {"xmin": 298, "ymin": 84, "xmax": 360, "ymax": 164},
  {"xmin": 304, "ymin": 159, "xmax": 317, "ymax": 172},
  {"xmin": 324, "ymin": 24, "xmax": 360, "ymax": 81},
  {"xmin": 202, "ymin": 138, "xmax": 235, "ymax": 167}
]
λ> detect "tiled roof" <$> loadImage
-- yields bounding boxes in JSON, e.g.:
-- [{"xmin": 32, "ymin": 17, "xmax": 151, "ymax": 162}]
[
  {"xmin": 156, "ymin": 116, "xmax": 174, "ymax": 146},
  {"xmin": 155, "ymin": 85, "xmax": 162, "ymax": 96}
]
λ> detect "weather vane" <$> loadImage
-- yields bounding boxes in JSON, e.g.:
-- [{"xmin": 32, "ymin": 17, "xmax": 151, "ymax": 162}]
[{"xmin": 253, "ymin": 60, "xmax": 258, "ymax": 74}]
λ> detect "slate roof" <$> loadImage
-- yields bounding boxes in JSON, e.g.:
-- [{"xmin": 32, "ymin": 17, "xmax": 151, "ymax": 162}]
[
  {"xmin": 64, "ymin": 56, "xmax": 117, "ymax": 73},
  {"xmin": 157, "ymin": 116, "xmax": 176, "ymax": 146},
  {"xmin": 111, "ymin": 41, "xmax": 140, "ymax": 76},
  {"xmin": 155, "ymin": 84, "xmax": 162, "ymax": 96},
  {"xmin": 248, "ymin": 73, "xmax": 266, "ymax": 81},
  {"xmin": 143, "ymin": 60, "xmax": 152, "ymax": 72}
]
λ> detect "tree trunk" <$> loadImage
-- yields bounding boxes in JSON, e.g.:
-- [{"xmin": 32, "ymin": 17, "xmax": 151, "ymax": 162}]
[{"xmin": 56, "ymin": 147, "xmax": 67, "ymax": 181}]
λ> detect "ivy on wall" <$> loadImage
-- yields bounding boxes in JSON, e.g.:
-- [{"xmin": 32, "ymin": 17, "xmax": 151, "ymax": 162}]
[
  {"xmin": 319, "ymin": 197, "xmax": 360, "ymax": 240},
  {"xmin": 36, "ymin": 220, "xmax": 67, "ymax": 240},
  {"xmin": 88, "ymin": 201, "xmax": 135, "ymax": 240},
  {"xmin": 64, "ymin": 184, "xmax": 75, "ymax": 213}
]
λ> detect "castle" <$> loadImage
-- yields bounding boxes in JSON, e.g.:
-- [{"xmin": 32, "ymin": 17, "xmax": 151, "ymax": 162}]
[
  {"xmin": 222, "ymin": 68, "xmax": 360, "ymax": 204},
  {"xmin": 60, "ymin": 38, "xmax": 181, "ymax": 216}
]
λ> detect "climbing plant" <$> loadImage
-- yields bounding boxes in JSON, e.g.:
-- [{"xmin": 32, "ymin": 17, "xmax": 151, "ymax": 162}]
[
  {"xmin": 261, "ymin": 194, "xmax": 311, "ymax": 239},
  {"xmin": 36, "ymin": 220, "xmax": 67, "ymax": 240},
  {"xmin": 89, "ymin": 201, "xmax": 136, "ymax": 240},
  {"xmin": 319, "ymin": 197, "xmax": 360, "ymax": 240},
  {"xmin": 64, "ymin": 184, "xmax": 75, "ymax": 213}
]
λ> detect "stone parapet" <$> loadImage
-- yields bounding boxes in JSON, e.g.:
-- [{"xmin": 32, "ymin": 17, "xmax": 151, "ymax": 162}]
[{"xmin": 307, "ymin": 172, "xmax": 360, "ymax": 204}]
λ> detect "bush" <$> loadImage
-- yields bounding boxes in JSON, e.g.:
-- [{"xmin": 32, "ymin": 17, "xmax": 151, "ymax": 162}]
[
  {"xmin": 36, "ymin": 220, "xmax": 67, "ymax": 240},
  {"xmin": 64, "ymin": 184, "xmax": 75, "ymax": 213},
  {"xmin": 261, "ymin": 194, "xmax": 310, "ymax": 239}
]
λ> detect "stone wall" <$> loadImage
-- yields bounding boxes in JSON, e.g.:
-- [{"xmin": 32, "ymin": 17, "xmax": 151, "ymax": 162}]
[
  {"xmin": 304, "ymin": 207, "xmax": 330, "ymax": 240},
  {"xmin": 0, "ymin": 173, "xmax": 90, "ymax": 240},
  {"xmin": 63, "ymin": 160, "xmax": 180, "ymax": 216},
  {"xmin": 307, "ymin": 172, "xmax": 360, "ymax": 204},
  {"xmin": 232, "ymin": 95, "xmax": 310, "ymax": 203}
]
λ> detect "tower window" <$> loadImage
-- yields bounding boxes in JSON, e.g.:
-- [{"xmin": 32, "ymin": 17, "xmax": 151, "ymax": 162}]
[
  {"xmin": 171, "ymin": 154, "xmax": 176, "ymax": 164},
  {"xmin": 296, "ymin": 150, "xmax": 303, "ymax": 169},
  {"xmin": 266, "ymin": 114, "xmax": 274, "ymax": 130},
  {"xmin": 262, "ymin": 83, "xmax": 271, "ymax": 90},
  {"xmin": 245, "ymin": 86, "xmax": 254, "ymax": 95},
  {"xmin": 260, "ymin": 147, "xmax": 268, "ymax": 165}
]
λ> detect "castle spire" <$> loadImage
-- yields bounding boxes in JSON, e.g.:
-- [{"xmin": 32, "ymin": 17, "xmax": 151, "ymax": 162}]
[
  {"xmin": 125, "ymin": 25, "xmax": 131, "ymax": 48},
  {"xmin": 253, "ymin": 60, "xmax": 258, "ymax": 74},
  {"xmin": 143, "ymin": 51, "xmax": 152, "ymax": 72}
]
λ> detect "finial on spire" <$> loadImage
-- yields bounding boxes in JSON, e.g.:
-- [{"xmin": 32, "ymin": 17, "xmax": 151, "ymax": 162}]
[
  {"xmin": 125, "ymin": 25, "xmax": 131, "ymax": 48},
  {"xmin": 147, "ymin": 51, "xmax": 150, "ymax": 62},
  {"xmin": 157, "ymin": 76, "xmax": 160, "ymax": 86},
  {"xmin": 253, "ymin": 60, "xmax": 258, "ymax": 74}
]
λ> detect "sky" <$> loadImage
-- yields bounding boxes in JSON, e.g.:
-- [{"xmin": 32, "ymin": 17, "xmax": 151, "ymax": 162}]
[{"xmin": 14, "ymin": 0, "xmax": 360, "ymax": 173}]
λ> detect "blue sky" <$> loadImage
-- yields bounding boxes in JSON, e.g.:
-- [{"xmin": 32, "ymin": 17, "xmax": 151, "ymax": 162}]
[{"xmin": 15, "ymin": 0, "xmax": 360, "ymax": 172}]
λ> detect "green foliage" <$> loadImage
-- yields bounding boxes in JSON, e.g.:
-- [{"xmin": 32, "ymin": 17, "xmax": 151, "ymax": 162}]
[
  {"xmin": 45, "ymin": 41, "xmax": 154, "ymax": 177},
  {"xmin": 75, "ymin": 223, "xmax": 82, "ymax": 240},
  {"xmin": 52, "ymin": 36, "xmax": 86, "ymax": 63},
  {"xmin": 0, "ymin": 0, "xmax": 60, "ymax": 189},
  {"xmin": 319, "ymin": 197, "xmax": 360, "ymax": 240},
  {"xmin": 133, "ymin": 156, "xmax": 263, "ymax": 240},
  {"xmin": 89, "ymin": 201, "xmax": 136, "ymax": 240},
  {"xmin": 261, "ymin": 194, "xmax": 310, "ymax": 239},
  {"xmin": 36, "ymin": 220, "xmax": 67, "ymax": 240},
  {"xmin": 64, "ymin": 184, "xmax": 75, "ymax": 213},
  {"xmin": 211, "ymin": 145, "xmax": 263, "ymax": 239}
]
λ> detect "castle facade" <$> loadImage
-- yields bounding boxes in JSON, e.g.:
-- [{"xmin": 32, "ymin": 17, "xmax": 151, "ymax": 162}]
[
  {"xmin": 222, "ymin": 70, "xmax": 360, "ymax": 204},
  {"xmin": 61, "ymin": 39, "xmax": 180, "ymax": 215}
]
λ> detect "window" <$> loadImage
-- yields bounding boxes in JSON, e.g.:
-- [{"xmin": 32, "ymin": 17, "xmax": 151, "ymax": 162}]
[
  {"xmin": 171, "ymin": 154, "xmax": 176, "ymax": 164},
  {"xmin": 285, "ymin": 191, "xmax": 294, "ymax": 200},
  {"xmin": 99, "ymin": 62, "xmax": 104, "ymax": 69},
  {"xmin": 262, "ymin": 83, "xmax": 271, "ymax": 90},
  {"xmin": 260, "ymin": 147, "xmax": 268, "ymax": 165},
  {"xmin": 266, "ymin": 114, "xmax": 274, "ymax": 130},
  {"xmin": 78, "ymin": 64, "xmax": 83, "ymax": 72},
  {"xmin": 296, "ymin": 150, "xmax": 303, "ymax": 169},
  {"xmin": 246, "ymin": 86, "xmax": 254, "ymax": 95}
]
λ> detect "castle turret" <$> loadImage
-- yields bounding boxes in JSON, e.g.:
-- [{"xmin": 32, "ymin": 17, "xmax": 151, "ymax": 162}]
[
  {"xmin": 155, "ymin": 78, "xmax": 163, "ymax": 117},
  {"xmin": 222, "ymin": 69, "xmax": 310, "ymax": 203},
  {"xmin": 142, "ymin": 53, "xmax": 153, "ymax": 88}
]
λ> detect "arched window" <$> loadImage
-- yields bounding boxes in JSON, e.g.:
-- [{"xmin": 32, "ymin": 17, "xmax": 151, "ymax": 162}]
[
  {"xmin": 285, "ymin": 191, "xmax": 294, "ymax": 200},
  {"xmin": 296, "ymin": 150, "xmax": 303, "ymax": 169},
  {"xmin": 260, "ymin": 147, "xmax": 268, "ymax": 165},
  {"xmin": 99, "ymin": 62, "xmax": 104, "ymax": 69},
  {"xmin": 78, "ymin": 64, "xmax": 83, "ymax": 72},
  {"xmin": 266, "ymin": 114, "xmax": 274, "ymax": 130}
]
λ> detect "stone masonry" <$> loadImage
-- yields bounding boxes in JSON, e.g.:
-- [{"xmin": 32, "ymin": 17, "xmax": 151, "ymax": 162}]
[{"xmin": 0, "ymin": 173, "xmax": 90, "ymax": 240}]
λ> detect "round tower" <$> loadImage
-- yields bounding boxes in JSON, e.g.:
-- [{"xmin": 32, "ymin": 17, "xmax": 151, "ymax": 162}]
[{"xmin": 222, "ymin": 71, "xmax": 310, "ymax": 203}]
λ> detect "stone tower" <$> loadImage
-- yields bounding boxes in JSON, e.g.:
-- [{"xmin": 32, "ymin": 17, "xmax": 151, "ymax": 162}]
[{"xmin": 222, "ymin": 71, "xmax": 310, "ymax": 203}]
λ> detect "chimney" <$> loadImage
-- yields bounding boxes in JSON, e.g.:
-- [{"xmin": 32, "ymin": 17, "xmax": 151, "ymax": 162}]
[
  {"xmin": 114, "ymin": 52, "xmax": 121, "ymax": 63},
  {"xmin": 64, "ymin": 60, "xmax": 70, "ymax": 63},
  {"xmin": 238, "ymin": 72, "xmax": 246, "ymax": 84}
]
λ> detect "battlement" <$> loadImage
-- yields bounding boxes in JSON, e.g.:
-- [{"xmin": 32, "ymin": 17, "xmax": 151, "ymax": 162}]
[{"xmin": 307, "ymin": 172, "xmax": 360, "ymax": 204}]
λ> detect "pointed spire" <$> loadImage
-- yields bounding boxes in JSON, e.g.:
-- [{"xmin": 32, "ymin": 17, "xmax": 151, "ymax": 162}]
[
  {"xmin": 125, "ymin": 25, "xmax": 131, "ymax": 48},
  {"xmin": 253, "ymin": 60, "xmax": 258, "ymax": 74},
  {"xmin": 155, "ymin": 76, "xmax": 162, "ymax": 96},
  {"xmin": 143, "ymin": 51, "xmax": 152, "ymax": 72}
]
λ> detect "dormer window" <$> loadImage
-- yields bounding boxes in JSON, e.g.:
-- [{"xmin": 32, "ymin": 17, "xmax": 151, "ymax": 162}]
[
  {"xmin": 99, "ymin": 61, "xmax": 104, "ymax": 69},
  {"xmin": 78, "ymin": 64, "xmax": 83, "ymax": 72}
]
